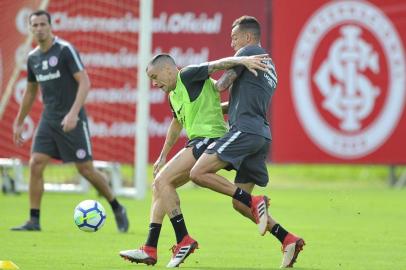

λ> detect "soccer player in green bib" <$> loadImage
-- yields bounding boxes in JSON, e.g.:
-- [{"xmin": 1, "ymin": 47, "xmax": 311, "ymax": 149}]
[{"xmin": 120, "ymin": 53, "xmax": 270, "ymax": 267}]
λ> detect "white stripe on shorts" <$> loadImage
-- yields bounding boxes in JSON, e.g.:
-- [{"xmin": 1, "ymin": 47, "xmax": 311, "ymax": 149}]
[
  {"xmin": 195, "ymin": 138, "xmax": 210, "ymax": 149},
  {"xmin": 218, "ymin": 131, "xmax": 241, "ymax": 154},
  {"xmin": 82, "ymin": 121, "xmax": 92, "ymax": 156}
]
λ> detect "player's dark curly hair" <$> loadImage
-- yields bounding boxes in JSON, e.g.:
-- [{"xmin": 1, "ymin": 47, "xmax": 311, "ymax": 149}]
[
  {"xmin": 29, "ymin": 10, "xmax": 52, "ymax": 25},
  {"xmin": 232, "ymin": 15, "xmax": 261, "ymax": 41}
]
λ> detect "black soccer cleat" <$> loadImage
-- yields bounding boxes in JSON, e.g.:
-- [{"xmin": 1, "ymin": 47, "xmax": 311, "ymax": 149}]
[
  {"xmin": 11, "ymin": 220, "xmax": 41, "ymax": 231},
  {"xmin": 114, "ymin": 206, "xmax": 129, "ymax": 233}
]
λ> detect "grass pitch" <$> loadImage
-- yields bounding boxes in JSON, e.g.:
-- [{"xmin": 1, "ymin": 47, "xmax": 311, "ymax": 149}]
[{"xmin": 0, "ymin": 165, "xmax": 405, "ymax": 270}]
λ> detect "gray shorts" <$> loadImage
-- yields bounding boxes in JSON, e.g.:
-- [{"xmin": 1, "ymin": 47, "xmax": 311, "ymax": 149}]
[
  {"xmin": 205, "ymin": 127, "xmax": 270, "ymax": 187},
  {"xmin": 32, "ymin": 118, "xmax": 93, "ymax": 163},
  {"xmin": 186, "ymin": 137, "xmax": 218, "ymax": 160}
]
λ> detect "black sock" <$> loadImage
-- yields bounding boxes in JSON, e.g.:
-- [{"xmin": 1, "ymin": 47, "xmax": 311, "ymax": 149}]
[
  {"xmin": 170, "ymin": 214, "xmax": 188, "ymax": 243},
  {"xmin": 232, "ymin": 188, "xmax": 252, "ymax": 208},
  {"xmin": 145, "ymin": 223, "xmax": 162, "ymax": 248},
  {"xmin": 109, "ymin": 198, "xmax": 121, "ymax": 211},
  {"xmin": 30, "ymin": 209, "xmax": 40, "ymax": 222},
  {"xmin": 270, "ymin": 224, "xmax": 289, "ymax": 243}
]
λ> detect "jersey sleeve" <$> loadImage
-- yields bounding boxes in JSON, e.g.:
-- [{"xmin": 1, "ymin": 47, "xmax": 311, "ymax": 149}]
[
  {"xmin": 62, "ymin": 44, "xmax": 85, "ymax": 75},
  {"xmin": 180, "ymin": 64, "xmax": 209, "ymax": 82},
  {"xmin": 179, "ymin": 64, "xmax": 209, "ymax": 102},
  {"xmin": 27, "ymin": 58, "xmax": 37, "ymax": 83}
]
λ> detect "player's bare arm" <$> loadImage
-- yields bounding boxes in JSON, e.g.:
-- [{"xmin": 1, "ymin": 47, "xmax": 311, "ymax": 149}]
[
  {"xmin": 216, "ymin": 69, "xmax": 238, "ymax": 92},
  {"xmin": 61, "ymin": 70, "xmax": 91, "ymax": 132},
  {"xmin": 153, "ymin": 118, "xmax": 183, "ymax": 177},
  {"xmin": 13, "ymin": 82, "xmax": 39, "ymax": 146},
  {"xmin": 207, "ymin": 54, "xmax": 270, "ymax": 76}
]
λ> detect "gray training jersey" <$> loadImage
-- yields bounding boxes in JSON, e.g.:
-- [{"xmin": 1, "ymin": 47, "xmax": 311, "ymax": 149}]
[
  {"xmin": 228, "ymin": 45, "xmax": 277, "ymax": 139},
  {"xmin": 27, "ymin": 37, "xmax": 86, "ymax": 121}
]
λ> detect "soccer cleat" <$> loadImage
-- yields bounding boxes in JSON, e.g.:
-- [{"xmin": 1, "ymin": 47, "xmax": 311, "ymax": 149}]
[
  {"xmin": 114, "ymin": 206, "xmax": 129, "ymax": 233},
  {"xmin": 251, "ymin": 195, "xmax": 270, "ymax": 235},
  {"xmin": 11, "ymin": 220, "xmax": 41, "ymax": 231},
  {"xmin": 280, "ymin": 233, "xmax": 305, "ymax": 268},
  {"xmin": 119, "ymin": 245, "xmax": 157, "ymax": 265},
  {"xmin": 166, "ymin": 235, "xmax": 198, "ymax": 268}
]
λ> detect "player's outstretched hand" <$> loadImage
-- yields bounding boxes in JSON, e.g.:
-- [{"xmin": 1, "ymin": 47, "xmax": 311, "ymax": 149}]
[
  {"xmin": 153, "ymin": 156, "xmax": 166, "ymax": 178},
  {"xmin": 13, "ymin": 122, "xmax": 25, "ymax": 147},
  {"xmin": 61, "ymin": 113, "xmax": 79, "ymax": 132},
  {"xmin": 241, "ymin": 54, "xmax": 272, "ymax": 76}
]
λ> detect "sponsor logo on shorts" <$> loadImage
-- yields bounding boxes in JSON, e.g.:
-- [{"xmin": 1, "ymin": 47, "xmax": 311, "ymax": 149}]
[
  {"xmin": 76, "ymin": 149, "xmax": 87, "ymax": 159},
  {"xmin": 207, "ymin": 142, "xmax": 216, "ymax": 150},
  {"xmin": 49, "ymin": 56, "xmax": 58, "ymax": 67}
]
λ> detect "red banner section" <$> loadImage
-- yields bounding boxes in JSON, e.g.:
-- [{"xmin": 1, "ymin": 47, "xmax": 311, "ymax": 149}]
[
  {"xmin": 272, "ymin": 0, "xmax": 406, "ymax": 164},
  {"xmin": 5, "ymin": 1, "xmax": 403, "ymax": 165},
  {"xmin": 0, "ymin": 0, "xmax": 270, "ymax": 163}
]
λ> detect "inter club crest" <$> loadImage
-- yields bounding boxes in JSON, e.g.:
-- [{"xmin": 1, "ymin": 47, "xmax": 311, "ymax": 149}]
[{"xmin": 291, "ymin": 0, "xmax": 406, "ymax": 159}]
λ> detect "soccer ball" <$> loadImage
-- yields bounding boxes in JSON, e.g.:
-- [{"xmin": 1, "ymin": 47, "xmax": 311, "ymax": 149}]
[{"xmin": 74, "ymin": 200, "xmax": 106, "ymax": 232}]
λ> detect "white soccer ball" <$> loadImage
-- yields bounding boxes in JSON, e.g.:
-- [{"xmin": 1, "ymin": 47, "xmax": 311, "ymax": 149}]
[{"xmin": 74, "ymin": 200, "xmax": 106, "ymax": 232}]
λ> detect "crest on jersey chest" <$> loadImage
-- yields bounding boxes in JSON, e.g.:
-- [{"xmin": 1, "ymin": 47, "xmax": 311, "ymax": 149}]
[{"xmin": 291, "ymin": 0, "xmax": 405, "ymax": 159}]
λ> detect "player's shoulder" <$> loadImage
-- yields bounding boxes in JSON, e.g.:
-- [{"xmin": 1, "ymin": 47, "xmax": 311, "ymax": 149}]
[
  {"xmin": 236, "ymin": 44, "xmax": 267, "ymax": 56},
  {"xmin": 28, "ymin": 46, "xmax": 40, "ymax": 58},
  {"xmin": 54, "ymin": 37, "xmax": 73, "ymax": 48},
  {"xmin": 180, "ymin": 63, "xmax": 208, "ymax": 78},
  {"xmin": 53, "ymin": 37, "xmax": 79, "ymax": 54}
]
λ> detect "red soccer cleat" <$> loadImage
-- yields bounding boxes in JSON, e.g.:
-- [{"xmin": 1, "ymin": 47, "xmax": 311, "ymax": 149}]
[
  {"xmin": 166, "ymin": 235, "xmax": 198, "ymax": 268},
  {"xmin": 119, "ymin": 245, "xmax": 157, "ymax": 265},
  {"xmin": 251, "ymin": 195, "xmax": 270, "ymax": 235},
  {"xmin": 280, "ymin": 233, "xmax": 305, "ymax": 268}
]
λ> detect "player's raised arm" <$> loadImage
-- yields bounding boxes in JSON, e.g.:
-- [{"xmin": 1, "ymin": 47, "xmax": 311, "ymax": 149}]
[
  {"xmin": 207, "ymin": 54, "xmax": 270, "ymax": 91},
  {"xmin": 208, "ymin": 54, "xmax": 269, "ymax": 75}
]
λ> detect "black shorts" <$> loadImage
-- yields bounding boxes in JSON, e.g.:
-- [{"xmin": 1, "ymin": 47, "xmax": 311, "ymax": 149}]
[
  {"xmin": 186, "ymin": 137, "xmax": 218, "ymax": 160},
  {"xmin": 32, "ymin": 118, "xmax": 93, "ymax": 163},
  {"xmin": 205, "ymin": 127, "xmax": 270, "ymax": 187}
]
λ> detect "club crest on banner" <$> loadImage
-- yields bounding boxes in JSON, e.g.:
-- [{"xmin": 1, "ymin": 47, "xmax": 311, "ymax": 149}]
[{"xmin": 291, "ymin": 0, "xmax": 406, "ymax": 159}]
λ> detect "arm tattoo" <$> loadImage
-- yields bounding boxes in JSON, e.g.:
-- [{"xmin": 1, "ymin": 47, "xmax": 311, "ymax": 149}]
[
  {"xmin": 215, "ymin": 69, "xmax": 238, "ymax": 91},
  {"xmin": 207, "ymin": 57, "xmax": 240, "ymax": 75}
]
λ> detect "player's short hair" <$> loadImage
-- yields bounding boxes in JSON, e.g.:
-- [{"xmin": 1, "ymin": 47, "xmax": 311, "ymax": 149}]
[
  {"xmin": 149, "ymin": 54, "xmax": 176, "ymax": 67},
  {"xmin": 29, "ymin": 10, "xmax": 52, "ymax": 25},
  {"xmin": 232, "ymin": 15, "xmax": 261, "ymax": 40}
]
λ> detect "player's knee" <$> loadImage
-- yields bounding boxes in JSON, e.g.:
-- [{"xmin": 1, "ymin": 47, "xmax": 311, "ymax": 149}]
[
  {"xmin": 29, "ymin": 156, "xmax": 46, "ymax": 174},
  {"xmin": 189, "ymin": 167, "xmax": 205, "ymax": 187},
  {"xmin": 152, "ymin": 176, "xmax": 164, "ymax": 195},
  {"xmin": 77, "ymin": 165, "xmax": 94, "ymax": 179}
]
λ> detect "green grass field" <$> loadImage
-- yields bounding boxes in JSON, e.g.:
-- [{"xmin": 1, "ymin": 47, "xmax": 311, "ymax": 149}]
[{"xmin": 1, "ymin": 165, "xmax": 405, "ymax": 270}]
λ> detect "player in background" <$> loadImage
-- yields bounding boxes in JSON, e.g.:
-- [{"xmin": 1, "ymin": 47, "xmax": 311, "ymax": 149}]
[
  {"xmin": 119, "ymin": 53, "xmax": 270, "ymax": 267},
  {"xmin": 11, "ymin": 10, "xmax": 129, "ymax": 232},
  {"xmin": 189, "ymin": 16, "xmax": 305, "ymax": 268}
]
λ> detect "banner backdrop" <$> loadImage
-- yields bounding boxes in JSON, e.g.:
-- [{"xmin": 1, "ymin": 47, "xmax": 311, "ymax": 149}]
[
  {"xmin": 0, "ymin": 0, "xmax": 270, "ymax": 163},
  {"xmin": 272, "ymin": 0, "xmax": 406, "ymax": 164},
  {"xmin": 2, "ymin": 0, "xmax": 405, "ymax": 165}
]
